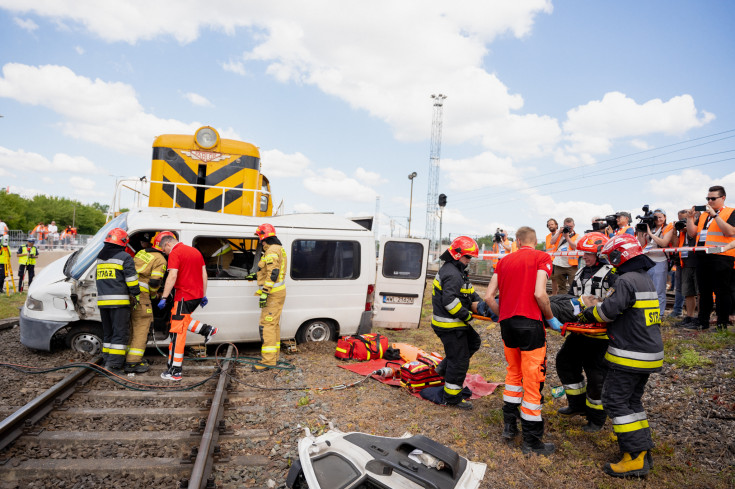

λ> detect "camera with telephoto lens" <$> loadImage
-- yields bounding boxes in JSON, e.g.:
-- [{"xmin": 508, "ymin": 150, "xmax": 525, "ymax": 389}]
[
  {"xmin": 674, "ymin": 219, "xmax": 687, "ymax": 232},
  {"xmin": 592, "ymin": 214, "xmax": 619, "ymax": 231},
  {"xmin": 493, "ymin": 230, "xmax": 505, "ymax": 243},
  {"xmin": 635, "ymin": 205, "xmax": 657, "ymax": 232}
]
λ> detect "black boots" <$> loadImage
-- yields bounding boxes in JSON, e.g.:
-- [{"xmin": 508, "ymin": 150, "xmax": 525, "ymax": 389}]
[
  {"xmin": 557, "ymin": 405, "xmax": 585, "ymax": 416},
  {"xmin": 521, "ymin": 439, "xmax": 556, "ymax": 456},
  {"xmin": 502, "ymin": 422, "xmax": 519, "ymax": 440}
]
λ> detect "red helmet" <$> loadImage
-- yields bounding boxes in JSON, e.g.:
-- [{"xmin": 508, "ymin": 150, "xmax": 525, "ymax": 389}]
[
  {"xmin": 152, "ymin": 231, "xmax": 176, "ymax": 251},
  {"xmin": 104, "ymin": 228, "xmax": 129, "ymax": 247},
  {"xmin": 576, "ymin": 232, "xmax": 609, "ymax": 254},
  {"xmin": 255, "ymin": 223, "xmax": 276, "ymax": 241},
  {"xmin": 600, "ymin": 234, "xmax": 642, "ymax": 267},
  {"xmin": 448, "ymin": 236, "xmax": 479, "ymax": 260}
]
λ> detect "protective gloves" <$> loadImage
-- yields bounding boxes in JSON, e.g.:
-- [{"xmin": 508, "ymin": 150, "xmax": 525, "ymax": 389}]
[
  {"xmin": 546, "ymin": 317, "xmax": 563, "ymax": 332},
  {"xmin": 200, "ymin": 296, "xmax": 208, "ymax": 307},
  {"xmin": 259, "ymin": 293, "xmax": 268, "ymax": 308},
  {"xmin": 157, "ymin": 298, "xmax": 167, "ymax": 309}
]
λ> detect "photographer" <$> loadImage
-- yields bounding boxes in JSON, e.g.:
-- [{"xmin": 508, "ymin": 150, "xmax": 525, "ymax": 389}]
[
  {"xmin": 673, "ymin": 210, "xmax": 700, "ymax": 327},
  {"xmin": 638, "ymin": 209, "xmax": 674, "ymax": 317},
  {"xmin": 686, "ymin": 185, "xmax": 735, "ymax": 331},
  {"xmin": 549, "ymin": 218, "xmax": 578, "ymax": 295},
  {"xmin": 491, "ymin": 228, "xmax": 512, "ymax": 271},
  {"xmin": 611, "ymin": 212, "xmax": 635, "ymax": 236}
]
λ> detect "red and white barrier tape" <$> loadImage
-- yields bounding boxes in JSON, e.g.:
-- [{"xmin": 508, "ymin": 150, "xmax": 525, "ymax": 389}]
[{"xmin": 478, "ymin": 245, "xmax": 724, "ymax": 259}]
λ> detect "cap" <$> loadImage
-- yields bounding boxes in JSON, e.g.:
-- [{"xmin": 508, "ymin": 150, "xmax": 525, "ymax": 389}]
[{"xmin": 619, "ymin": 211, "xmax": 632, "ymax": 221}]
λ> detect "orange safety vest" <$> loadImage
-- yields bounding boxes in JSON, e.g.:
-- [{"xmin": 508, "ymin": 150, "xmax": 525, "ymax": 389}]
[
  {"xmin": 545, "ymin": 233, "xmax": 560, "ymax": 252},
  {"xmin": 696, "ymin": 206, "xmax": 735, "ymax": 258},
  {"xmin": 491, "ymin": 239, "xmax": 511, "ymax": 266},
  {"xmin": 554, "ymin": 233, "xmax": 579, "ymax": 267},
  {"xmin": 615, "ymin": 225, "xmax": 633, "ymax": 236}
]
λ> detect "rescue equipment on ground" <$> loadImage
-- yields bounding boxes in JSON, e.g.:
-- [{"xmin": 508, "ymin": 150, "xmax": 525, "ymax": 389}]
[
  {"xmin": 400, "ymin": 354, "xmax": 445, "ymax": 393},
  {"xmin": 335, "ymin": 333, "xmax": 389, "ymax": 361},
  {"xmin": 561, "ymin": 322, "xmax": 607, "ymax": 336},
  {"xmin": 286, "ymin": 428, "xmax": 487, "ymax": 489},
  {"xmin": 391, "ymin": 342, "xmax": 443, "ymax": 363}
]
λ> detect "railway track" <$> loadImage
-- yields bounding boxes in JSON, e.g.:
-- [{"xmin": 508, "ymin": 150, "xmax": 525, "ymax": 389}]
[{"xmin": 0, "ymin": 344, "xmax": 276, "ymax": 489}]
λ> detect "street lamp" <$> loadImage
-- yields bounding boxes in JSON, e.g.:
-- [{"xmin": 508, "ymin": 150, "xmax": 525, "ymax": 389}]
[{"xmin": 407, "ymin": 172, "xmax": 417, "ymax": 237}]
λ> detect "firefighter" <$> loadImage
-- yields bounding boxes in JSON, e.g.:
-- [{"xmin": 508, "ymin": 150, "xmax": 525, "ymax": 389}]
[
  {"xmin": 555, "ymin": 232, "xmax": 614, "ymax": 432},
  {"xmin": 428, "ymin": 236, "xmax": 484, "ymax": 410},
  {"xmin": 484, "ymin": 226, "xmax": 559, "ymax": 456},
  {"xmin": 96, "ymin": 228, "xmax": 140, "ymax": 373},
  {"xmin": 156, "ymin": 232, "xmax": 218, "ymax": 381},
  {"xmin": 577, "ymin": 234, "xmax": 664, "ymax": 477},
  {"xmin": 124, "ymin": 233, "xmax": 167, "ymax": 373},
  {"xmin": 253, "ymin": 223, "xmax": 287, "ymax": 371},
  {"xmin": 17, "ymin": 237, "xmax": 39, "ymax": 292}
]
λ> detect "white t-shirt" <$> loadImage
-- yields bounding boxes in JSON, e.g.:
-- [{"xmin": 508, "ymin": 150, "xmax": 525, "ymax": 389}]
[
  {"xmin": 643, "ymin": 227, "xmax": 667, "ymax": 263},
  {"xmin": 47, "ymin": 224, "xmax": 58, "ymax": 234},
  {"xmin": 0, "ymin": 221, "xmax": 7, "ymax": 235}
]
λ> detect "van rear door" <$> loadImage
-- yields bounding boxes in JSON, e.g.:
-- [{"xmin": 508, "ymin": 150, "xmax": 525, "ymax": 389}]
[{"xmin": 372, "ymin": 238, "xmax": 429, "ymax": 329}]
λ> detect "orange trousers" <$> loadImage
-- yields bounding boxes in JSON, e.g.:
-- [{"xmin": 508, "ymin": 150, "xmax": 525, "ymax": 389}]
[{"xmin": 167, "ymin": 299, "xmax": 207, "ymax": 372}]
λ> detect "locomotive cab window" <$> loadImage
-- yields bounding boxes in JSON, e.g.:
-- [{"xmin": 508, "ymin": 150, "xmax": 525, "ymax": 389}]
[{"xmin": 193, "ymin": 236, "xmax": 259, "ymax": 279}]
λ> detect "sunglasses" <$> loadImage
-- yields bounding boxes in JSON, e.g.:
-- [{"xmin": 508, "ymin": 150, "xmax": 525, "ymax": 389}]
[{"xmin": 706, "ymin": 196, "xmax": 722, "ymax": 201}]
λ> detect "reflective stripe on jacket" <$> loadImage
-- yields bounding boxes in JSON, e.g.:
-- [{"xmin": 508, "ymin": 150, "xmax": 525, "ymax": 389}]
[
  {"xmin": 18, "ymin": 246, "xmax": 38, "ymax": 265},
  {"xmin": 134, "ymin": 248, "xmax": 167, "ymax": 296},
  {"xmin": 96, "ymin": 251, "xmax": 141, "ymax": 308},
  {"xmin": 431, "ymin": 260, "xmax": 481, "ymax": 329},
  {"xmin": 582, "ymin": 268, "xmax": 664, "ymax": 373},
  {"xmin": 257, "ymin": 243, "xmax": 287, "ymax": 294}
]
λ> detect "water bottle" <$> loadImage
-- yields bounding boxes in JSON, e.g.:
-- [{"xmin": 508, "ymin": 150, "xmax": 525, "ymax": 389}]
[{"xmin": 551, "ymin": 386, "xmax": 565, "ymax": 398}]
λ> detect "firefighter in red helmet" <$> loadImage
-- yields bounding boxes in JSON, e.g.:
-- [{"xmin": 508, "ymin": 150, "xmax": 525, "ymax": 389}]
[
  {"xmin": 424, "ymin": 236, "xmax": 486, "ymax": 410},
  {"xmin": 577, "ymin": 234, "xmax": 663, "ymax": 477},
  {"xmin": 253, "ymin": 223, "xmax": 287, "ymax": 371},
  {"xmin": 95, "ymin": 227, "xmax": 140, "ymax": 374},
  {"xmin": 555, "ymin": 232, "xmax": 615, "ymax": 432}
]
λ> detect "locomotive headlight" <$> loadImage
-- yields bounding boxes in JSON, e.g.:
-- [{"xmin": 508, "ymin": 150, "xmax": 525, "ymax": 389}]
[{"xmin": 195, "ymin": 126, "xmax": 219, "ymax": 149}]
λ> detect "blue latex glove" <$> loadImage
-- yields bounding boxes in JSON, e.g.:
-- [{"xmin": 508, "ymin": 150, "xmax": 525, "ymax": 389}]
[
  {"xmin": 157, "ymin": 298, "xmax": 167, "ymax": 309},
  {"xmin": 546, "ymin": 317, "xmax": 563, "ymax": 332},
  {"xmin": 200, "ymin": 296, "xmax": 208, "ymax": 307}
]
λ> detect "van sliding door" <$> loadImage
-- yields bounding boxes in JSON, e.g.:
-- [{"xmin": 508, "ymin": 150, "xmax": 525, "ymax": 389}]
[{"xmin": 373, "ymin": 238, "xmax": 429, "ymax": 329}]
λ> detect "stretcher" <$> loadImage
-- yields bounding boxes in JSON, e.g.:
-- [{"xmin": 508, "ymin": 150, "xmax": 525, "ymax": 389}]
[{"xmin": 561, "ymin": 322, "xmax": 607, "ymax": 336}]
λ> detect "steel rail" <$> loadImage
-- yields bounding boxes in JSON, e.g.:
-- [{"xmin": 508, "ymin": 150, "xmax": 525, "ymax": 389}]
[
  {"xmin": 185, "ymin": 344, "xmax": 234, "ymax": 489},
  {"xmin": 0, "ymin": 356, "xmax": 101, "ymax": 451}
]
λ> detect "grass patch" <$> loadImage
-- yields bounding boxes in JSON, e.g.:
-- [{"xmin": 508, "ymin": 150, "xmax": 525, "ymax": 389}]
[
  {"xmin": 694, "ymin": 329, "xmax": 735, "ymax": 350},
  {"xmin": 0, "ymin": 292, "xmax": 26, "ymax": 319},
  {"xmin": 667, "ymin": 347, "xmax": 713, "ymax": 369}
]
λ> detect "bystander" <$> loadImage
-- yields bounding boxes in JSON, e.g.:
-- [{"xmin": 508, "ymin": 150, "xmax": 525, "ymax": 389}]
[{"xmin": 549, "ymin": 218, "xmax": 578, "ymax": 295}]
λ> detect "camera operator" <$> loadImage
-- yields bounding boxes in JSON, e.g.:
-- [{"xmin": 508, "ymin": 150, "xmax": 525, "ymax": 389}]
[
  {"xmin": 545, "ymin": 219, "xmax": 561, "ymax": 252},
  {"xmin": 673, "ymin": 210, "xmax": 700, "ymax": 327},
  {"xmin": 686, "ymin": 185, "xmax": 735, "ymax": 331},
  {"xmin": 610, "ymin": 212, "xmax": 635, "ymax": 237},
  {"xmin": 549, "ymin": 217, "xmax": 579, "ymax": 295},
  {"xmin": 491, "ymin": 228, "xmax": 513, "ymax": 271},
  {"xmin": 638, "ymin": 209, "xmax": 674, "ymax": 317}
]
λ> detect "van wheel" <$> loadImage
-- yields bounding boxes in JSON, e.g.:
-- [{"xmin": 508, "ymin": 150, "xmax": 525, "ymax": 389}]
[
  {"xmin": 65, "ymin": 324, "xmax": 103, "ymax": 355},
  {"xmin": 296, "ymin": 319, "xmax": 336, "ymax": 343}
]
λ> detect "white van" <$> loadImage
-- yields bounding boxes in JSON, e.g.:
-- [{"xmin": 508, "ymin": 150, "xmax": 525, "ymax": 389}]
[{"xmin": 20, "ymin": 208, "xmax": 429, "ymax": 354}]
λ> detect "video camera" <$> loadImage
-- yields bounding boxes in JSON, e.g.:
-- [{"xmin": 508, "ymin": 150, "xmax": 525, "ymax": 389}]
[
  {"xmin": 635, "ymin": 205, "xmax": 657, "ymax": 232},
  {"xmin": 674, "ymin": 219, "xmax": 687, "ymax": 232},
  {"xmin": 592, "ymin": 214, "xmax": 619, "ymax": 232},
  {"xmin": 493, "ymin": 229, "xmax": 506, "ymax": 243}
]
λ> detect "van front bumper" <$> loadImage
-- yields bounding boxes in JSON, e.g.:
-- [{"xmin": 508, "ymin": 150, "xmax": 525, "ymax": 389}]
[{"xmin": 20, "ymin": 309, "xmax": 70, "ymax": 351}]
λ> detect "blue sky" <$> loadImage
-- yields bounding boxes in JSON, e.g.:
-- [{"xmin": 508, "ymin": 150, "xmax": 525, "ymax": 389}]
[{"xmin": 1, "ymin": 1, "xmax": 733, "ymax": 244}]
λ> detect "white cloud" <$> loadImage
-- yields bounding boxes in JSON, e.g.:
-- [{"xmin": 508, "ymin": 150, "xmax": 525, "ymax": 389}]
[
  {"xmin": 260, "ymin": 149, "xmax": 311, "ymax": 178},
  {"xmin": 6, "ymin": 185, "xmax": 46, "ymax": 198},
  {"xmin": 292, "ymin": 202, "xmax": 316, "ymax": 213},
  {"xmin": 355, "ymin": 167, "xmax": 386, "ymax": 186},
  {"xmin": 183, "ymin": 92, "xmax": 213, "ymax": 107},
  {"xmin": 221, "ymin": 60, "xmax": 246, "ymax": 76},
  {"xmin": 561, "ymin": 92, "xmax": 715, "ymax": 162},
  {"xmin": 630, "ymin": 139, "xmax": 651, "ymax": 150},
  {"xmin": 303, "ymin": 168, "xmax": 376, "ymax": 203},
  {"xmin": 0, "ymin": 146, "xmax": 100, "ymax": 174},
  {"xmin": 0, "ymin": 63, "xmax": 234, "ymax": 156},
  {"xmin": 441, "ymin": 151, "xmax": 523, "ymax": 192},
  {"xmin": 13, "ymin": 17, "xmax": 38, "ymax": 32},
  {"xmin": 69, "ymin": 176, "xmax": 95, "ymax": 190},
  {"xmin": 75, "ymin": 45, "xmax": 84, "ymax": 55},
  {"xmin": 648, "ymin": 169, "xmax": 735, "ymax": 215}
]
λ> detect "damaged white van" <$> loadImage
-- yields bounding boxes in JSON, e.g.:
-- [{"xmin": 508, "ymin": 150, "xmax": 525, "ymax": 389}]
[{"xmin": 20, "ymin": 208, "xmax": 429, "ymax": 354}]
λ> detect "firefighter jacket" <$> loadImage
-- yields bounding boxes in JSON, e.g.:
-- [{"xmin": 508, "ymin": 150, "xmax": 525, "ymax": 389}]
[
  {"xmin": 95, "ymin": 244, "xmax": 141, "ymax": 308},
  {"xmin": 431, "ymin": 259, "xmax": 482, "ymax": 329},
  {"xmin": 18, "ymin": 246, "xmax": 38, "ymax": 266},
  {"xmin": 133, "ymin": 248, "xmax": 167, "ymax": 298},
  {"xmin": 257, "ymin": 242, "xmax": 287, "ymax": 295},
  {"xmin": 569, "ymin": 262, "xmax": 615, "ymax": 299},
  {"xmin": 580, "ymin": 259, "xmax": 663, "ymax": 373}
]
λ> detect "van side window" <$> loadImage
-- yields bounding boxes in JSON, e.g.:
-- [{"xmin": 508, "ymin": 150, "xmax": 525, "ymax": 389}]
[
  {"xmin": 291, "ymin": 240, "xmax": 360, "ymax": 280},
  {"xmin": 382, "ymin": 241, "xmax": 424, "ymax": 279},
  {"xmin": 193, "ymin": 236, "xmax": 259, "ymax": 279}
]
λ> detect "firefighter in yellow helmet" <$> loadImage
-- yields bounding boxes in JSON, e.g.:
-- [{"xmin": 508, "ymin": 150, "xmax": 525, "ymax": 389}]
[{"xmin": 253, "ymin": 224, "xmax": 287, "ymax": 371}]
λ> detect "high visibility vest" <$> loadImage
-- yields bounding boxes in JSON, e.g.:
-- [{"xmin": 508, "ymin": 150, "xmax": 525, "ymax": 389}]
[
  {"xmin": 555, "ymin": 234, "xmax": 579, "ymax": 267},
  {"xmin": 615, "ymin": 225, "xmax": 633, "ymax": 236},
  {"xmin": 696, "ymin": 206, "xmax": 735, "ymax": 257},
  {"xmin": 545, "ymin": 233, "xmax": 560, "ymax": 252},
  {"xmin": 18, "ymin": 246, "xmax": 38, "ymax": 266},
  {"xmin": 491, "ymin": 239, "xmax": 510, "ymax": 266},
  {"xmin": 0, "ymin": 247, "xmax": 9, "ymax": 265}
]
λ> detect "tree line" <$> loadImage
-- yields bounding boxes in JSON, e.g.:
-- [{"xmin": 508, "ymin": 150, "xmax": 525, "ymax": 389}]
[{"xmin": 0, "ymin": 193, "xmax": 108, "ymax": 235}]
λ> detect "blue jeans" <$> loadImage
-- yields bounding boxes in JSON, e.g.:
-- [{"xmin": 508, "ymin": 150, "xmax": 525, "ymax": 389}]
[
  {"xmin": 672, "ymin": 268, "xmax": 684, "ymax": 316},
  {"xmin": 647, "ymin": 260, "xmax": 668, "ymax": 316}
]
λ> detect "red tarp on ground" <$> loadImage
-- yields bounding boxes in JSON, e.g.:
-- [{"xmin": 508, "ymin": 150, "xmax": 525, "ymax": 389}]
[{"xmin": 338, "ymin": 359, "xmax": 501, "ymax": 399}]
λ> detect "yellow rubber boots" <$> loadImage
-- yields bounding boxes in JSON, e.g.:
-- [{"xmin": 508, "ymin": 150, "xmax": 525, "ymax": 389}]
[{"xmin": 604, "ymin": 451, "xmax": 651, "ymax": 478}]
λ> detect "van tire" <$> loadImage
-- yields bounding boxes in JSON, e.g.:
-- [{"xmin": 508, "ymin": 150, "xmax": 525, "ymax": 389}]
[
  {"xmin": 296, "ymin": 319, "xmax": 336, "ymax": 344},
  {"xmin": 65, "ymin": 323, "xmax": 103, "ymax": 355}
]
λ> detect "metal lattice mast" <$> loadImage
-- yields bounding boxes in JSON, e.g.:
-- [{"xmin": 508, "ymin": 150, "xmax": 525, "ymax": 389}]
[{"xmin": 425, "ymin": 94, "xmax": 446, "ymax": 251}]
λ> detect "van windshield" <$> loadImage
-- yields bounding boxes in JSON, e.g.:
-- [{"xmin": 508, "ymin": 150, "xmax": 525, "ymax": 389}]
[{"xmin": 67, "ymin": 213, "xmax": 128, "ymax": 280}]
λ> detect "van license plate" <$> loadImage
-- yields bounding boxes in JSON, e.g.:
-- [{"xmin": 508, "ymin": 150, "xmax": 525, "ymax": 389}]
[{"xmin": 383, "ymin": 296, "xmax": 414, "ymax": 304}]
